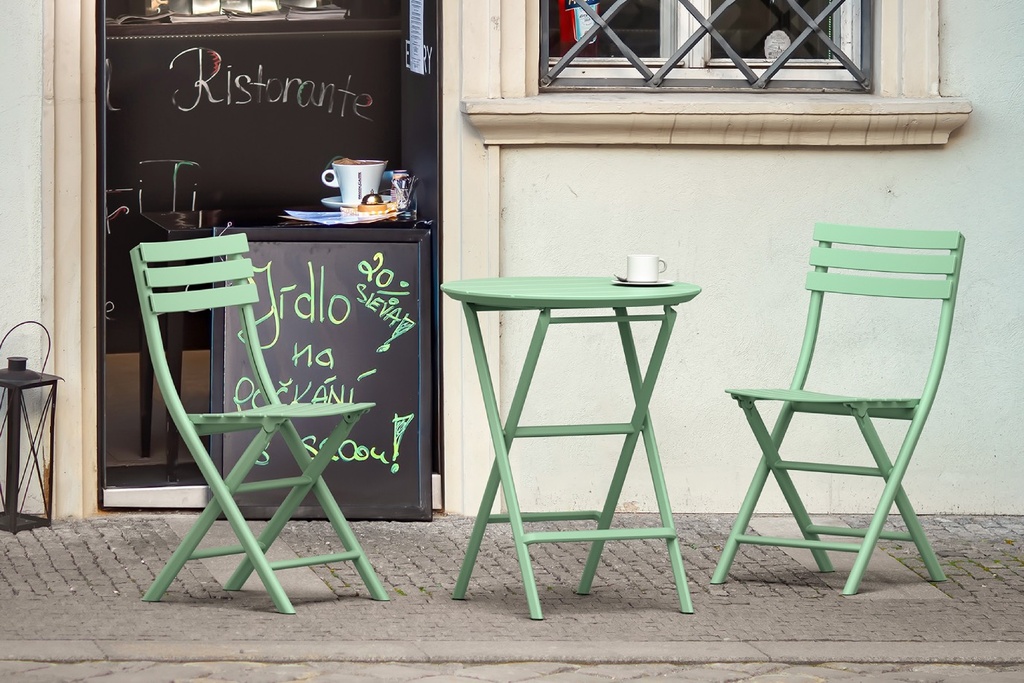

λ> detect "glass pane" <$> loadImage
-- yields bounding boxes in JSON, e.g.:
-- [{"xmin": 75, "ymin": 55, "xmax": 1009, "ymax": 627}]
[
  {"xmin": 548, "ymin": 0, "xmax": 662, "ymax": 59},
  {"xmin": 710, "ymin": 0, "xmax": 836, "ymax": 60}
]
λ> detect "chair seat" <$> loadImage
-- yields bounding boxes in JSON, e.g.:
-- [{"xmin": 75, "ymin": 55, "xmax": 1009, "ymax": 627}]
[
  {"xmin": 726, "ymin": 388, "xmax": 919, "ymax": 411},
  {"xmin": 189, "ymin": 401, "xmax": 375, "ymax": 425}
]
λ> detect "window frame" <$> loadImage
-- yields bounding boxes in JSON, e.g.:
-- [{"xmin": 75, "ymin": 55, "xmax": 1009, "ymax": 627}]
[
  {"xmin": 460, "ymin": 0, "xmax": 970, "ymax": 147},
  {"xmin": 541, "ymin": 0, "xmax": 871, "ymax": 92}
]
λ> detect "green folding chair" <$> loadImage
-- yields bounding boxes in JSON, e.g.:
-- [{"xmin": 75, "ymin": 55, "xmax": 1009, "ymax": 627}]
[
  {"xmin": 130, "ymin": 232, "xmax": 388, "ymax": 613},
  {"xmin": 712, "ymin": 223, "xmax": 965, "ymax": 595}
]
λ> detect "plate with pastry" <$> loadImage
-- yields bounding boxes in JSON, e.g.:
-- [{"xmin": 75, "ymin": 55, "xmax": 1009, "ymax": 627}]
[
  {"xmin": 344, "ymin": 193, "xmax": 398, "ymax": 216},
  {"xmin": 322, "ymin": 194, "xmax": 391, "ymax": 210}
]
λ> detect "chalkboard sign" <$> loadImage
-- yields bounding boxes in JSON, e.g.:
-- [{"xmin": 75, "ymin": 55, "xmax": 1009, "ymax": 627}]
[
  {"xmin": 215, "ymin": 228, "xmax": 432, "ymax": 520},
  {"xmin": 104, "ymin": 24, "xmax": 402, "ymax": 210}
]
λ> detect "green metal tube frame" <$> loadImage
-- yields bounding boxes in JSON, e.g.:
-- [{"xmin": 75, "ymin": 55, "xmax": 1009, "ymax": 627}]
[{"xmin": 452, "ymin": 302, "xmax": 693, "ymax": 619}]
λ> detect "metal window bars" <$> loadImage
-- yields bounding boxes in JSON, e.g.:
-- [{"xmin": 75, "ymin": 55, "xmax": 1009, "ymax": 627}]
[{"xmin": 541, "ymin": 0, "xmax": 872, "ymax": 92}]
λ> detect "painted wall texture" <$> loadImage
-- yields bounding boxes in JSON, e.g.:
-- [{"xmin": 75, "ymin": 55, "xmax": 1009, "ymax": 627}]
[
  {"xmin": 0, "ymin": 4, "xmax": 44, "ymax": 361},
  {"xmin": 496, "ymin": 3, "xmax": 1023, "ymax": 514}
]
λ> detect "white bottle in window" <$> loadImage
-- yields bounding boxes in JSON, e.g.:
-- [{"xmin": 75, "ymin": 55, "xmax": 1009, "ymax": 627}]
[{"xmin": 764, "ymin": 30, "xmax": 791, "ymax": 61}]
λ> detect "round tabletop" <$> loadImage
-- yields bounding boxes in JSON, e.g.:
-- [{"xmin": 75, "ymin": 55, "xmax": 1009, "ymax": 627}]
[{"xmin": 441, "ymin": 276, "xmax": 701, "ymax": 310}]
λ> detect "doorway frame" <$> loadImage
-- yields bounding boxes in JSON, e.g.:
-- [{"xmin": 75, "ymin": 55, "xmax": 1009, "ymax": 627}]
[{"xmin": 46, "ymin": 0, "xmax": 99, "ymax": 518}]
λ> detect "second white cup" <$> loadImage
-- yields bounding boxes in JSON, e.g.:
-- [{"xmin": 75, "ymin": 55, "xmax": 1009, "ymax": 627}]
[{"xmin": 626, "ymin": 254, "xmax": 667, "ymax": 283}]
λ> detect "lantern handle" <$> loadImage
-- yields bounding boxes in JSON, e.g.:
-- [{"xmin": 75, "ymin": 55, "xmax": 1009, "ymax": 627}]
[{"xmin": 0, "ymin": 320, "xmax": 53, "ymax": 373}]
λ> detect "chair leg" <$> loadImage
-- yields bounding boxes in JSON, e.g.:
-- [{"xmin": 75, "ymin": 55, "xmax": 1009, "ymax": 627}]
[
  {"xmin": 143, "ymin": 494, "xmax": 224, "ymax": 603},
  {"xmin": 223, "ymin": 422, "xmax": 329, "ymax": 590},
  {"xmin": 712, "ymin": 400, "xmax": 834, "ymax": 584},
  {"xmin": 159, "ymin": 467, "xmax": 295, "ymax": 613},
  {"xmin": 286, "ymin": 421, "xmax": 389, "ymax": 601},
  {"xmin": 712, "ymin": 456, "xmax": 770, "ymax": 584},
  {"xmin": 198, "ymin": 429, "xmax": 296, "ymax": 613},
  {"xmin": 895, "ymin": 491, "xmax": 947, "ymax": 583},
  {"xmin": 216, "ymin": 433, "xmax": 298, "ymax": 614},
  {"xmin": 145, "ymin": 467, "xmax": 291, "ymax": 614},
  {"xmin": 314, "ymin": 474, "xmax": 390, "ymax": 601},
  {"xmin": 219, "ymin": 488, "xmax": 296, "ymax": 614},
  {"xmin": 845, "ymin": 413, "xmax": 946, "ymax": 594},
  {"xmin": 225, "ymin": 418, "xmax": 388, "ymax": 602},
  {"xmin": 853, "ymin": 412, "xmax": 945, "ymax": 582},
  {"xmin": 144, "ymin": 428, "xmax": 288, "ymax": 609}
]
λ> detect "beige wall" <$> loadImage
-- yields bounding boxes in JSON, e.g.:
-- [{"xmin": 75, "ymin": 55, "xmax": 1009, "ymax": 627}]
[
  {"xmin": 0, "ymin": 5, "xmax": 45, "ymax": 354},
  {"xmin": 0, "ymin": 2, "xmax": 47, "ymax": 513},
  {"xmin": 441, "ymin": 0, "xmax": 1023, "ymax": 515}
]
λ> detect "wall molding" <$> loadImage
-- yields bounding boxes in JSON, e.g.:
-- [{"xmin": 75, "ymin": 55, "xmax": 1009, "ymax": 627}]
[{"xmin": 463, "ymin": 94, "xmax": 972, "ymax": 146}]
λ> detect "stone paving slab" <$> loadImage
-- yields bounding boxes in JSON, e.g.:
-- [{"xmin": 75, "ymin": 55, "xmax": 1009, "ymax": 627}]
[
  {"xmin": 746, "ymin": 516, "xmax": 948, "ymax": 601},
  {"xmin": 164, "ymin": 516, "xmax": 335, "ymax": 599},
  {"xmin": 1, "ymin": 659, "xmax": 1023, "ymax": 682}
]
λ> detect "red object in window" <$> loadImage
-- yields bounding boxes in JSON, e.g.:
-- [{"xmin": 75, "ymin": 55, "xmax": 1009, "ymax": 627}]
[{"xmin": 559, "ymin": 1, "xmax": 600, "ymax": 57}]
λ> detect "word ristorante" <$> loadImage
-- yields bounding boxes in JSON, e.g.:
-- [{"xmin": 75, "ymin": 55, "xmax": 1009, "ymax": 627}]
[{"xmin": 169, "ymin": 47, "xmax": 374, "ymax": 120}]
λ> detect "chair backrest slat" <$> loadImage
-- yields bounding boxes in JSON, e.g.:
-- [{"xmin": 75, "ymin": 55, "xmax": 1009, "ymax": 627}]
[
  {"xmin": 148, "ymin": 282, "xmax": 260, "ymax": 314},
  {"xmin": 132, "ymin": 233, "xmax": 260, "ymax": 315},
  {"xmin": 144, "ymin": 258, "xmax": 254, "ymax": 289},
  {"xmin": 138, "ymin": 232, "xmax": 250, "ymax": 263},
  {"xmin": 805, "ymin": 223, "xmax": 964, "ymax": 301},
  {"xmin": 814, "ymin": 223, "xmax": 962, "ymax": 250},
  {"xmin": 805, "ymin": 271, "xmax": 954, "ymax": 300},
  {"xmin": 809, "ymin": 247, "xmax": 957, "ymax": 275}
]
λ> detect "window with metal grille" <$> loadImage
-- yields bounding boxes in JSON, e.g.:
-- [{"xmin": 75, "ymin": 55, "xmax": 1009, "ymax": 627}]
[{"xmin": 542, "ymin": 0, "xmax": 871, "ymax": 91}]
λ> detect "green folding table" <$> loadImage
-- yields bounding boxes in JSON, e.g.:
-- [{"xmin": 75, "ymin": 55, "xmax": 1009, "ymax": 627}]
[{"xmin": 442, "ymin": 276, "xmax": 702, "ymax": 619}]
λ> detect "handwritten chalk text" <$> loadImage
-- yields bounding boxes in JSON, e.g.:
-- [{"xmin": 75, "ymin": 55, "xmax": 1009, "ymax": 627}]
[{"xmin": 169, "ymin": 47, "xmax": 374, "ymax": 120}]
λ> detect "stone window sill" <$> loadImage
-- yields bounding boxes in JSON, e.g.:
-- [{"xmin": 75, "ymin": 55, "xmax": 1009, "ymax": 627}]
[{"xmin": 462, "ymin": 93, "xmax": 972, "ymax": 147}]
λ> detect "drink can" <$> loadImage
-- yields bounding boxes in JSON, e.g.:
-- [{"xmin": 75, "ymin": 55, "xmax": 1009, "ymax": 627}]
[
  {"xmin": 390, "ymin": 170, "xmax": 414, "ymax": 212},
  {"xmin": 562, "ymin": 1, "xmax": 599, "ymax": 45}
]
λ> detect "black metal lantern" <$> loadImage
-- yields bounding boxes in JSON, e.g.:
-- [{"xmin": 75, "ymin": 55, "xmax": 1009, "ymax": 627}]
[{"xmin": 0, "ymin": 322, "xmax": 61, "ymax": 534}]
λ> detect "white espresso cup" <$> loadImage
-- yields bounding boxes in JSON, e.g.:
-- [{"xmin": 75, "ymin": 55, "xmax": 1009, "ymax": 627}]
[
  {"xmin": 626, "ymin": 254, "xmax": 667, "ymax": 283},
  {"xmin": 321, "ymin": 159, "xmax": 387, "ymax": 204}
]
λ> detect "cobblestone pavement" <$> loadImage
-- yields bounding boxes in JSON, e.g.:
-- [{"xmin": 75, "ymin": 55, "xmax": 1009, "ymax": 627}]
[{"xmin": 1, "ymin": 514, "xmax": 1022, "ymax": 681}]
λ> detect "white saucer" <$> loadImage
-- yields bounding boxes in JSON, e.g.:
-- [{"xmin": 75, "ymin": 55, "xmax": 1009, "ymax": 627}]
[
  {"xmin": 612, "ymin": 278, "xmax": 674, "ymax": 286},
  {"xmin": 322, "ymin": 195, "xmax": 391, "ymax": 209}
]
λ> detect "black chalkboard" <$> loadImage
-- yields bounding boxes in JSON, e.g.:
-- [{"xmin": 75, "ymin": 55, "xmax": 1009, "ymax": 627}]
[
  {"xmin": 104, "ymin": 23, "xmax": 402, "ymax": 211},
  {"xmin": 215, "ymin": 227, "xmax": 432, "ymax": 520}
]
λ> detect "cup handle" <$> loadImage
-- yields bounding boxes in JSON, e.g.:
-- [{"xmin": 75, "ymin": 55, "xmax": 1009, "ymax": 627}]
[
  {"xmin": 659, "ymin": 259, "xmax": 667, "ymax": 274},
  {"xmin": 321, "ymin": 169, "xmax": 339, "ymax": 187}
]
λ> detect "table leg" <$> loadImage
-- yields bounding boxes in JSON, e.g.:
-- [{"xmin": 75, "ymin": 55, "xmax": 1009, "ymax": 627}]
[
  {"xmin": 638, "ymin": 385, "xmax": 693, "ymax": 613},
  {"xmin": 453, "ymin": 303, "xmax": 551, "ymax": 619},
  {"xmin": 452, "ymin": 457, "xmax": 501, "ymax": 600},
  {"xmin": 577, "ymin": 306, "xmax": 692, "ymax": 613}
]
